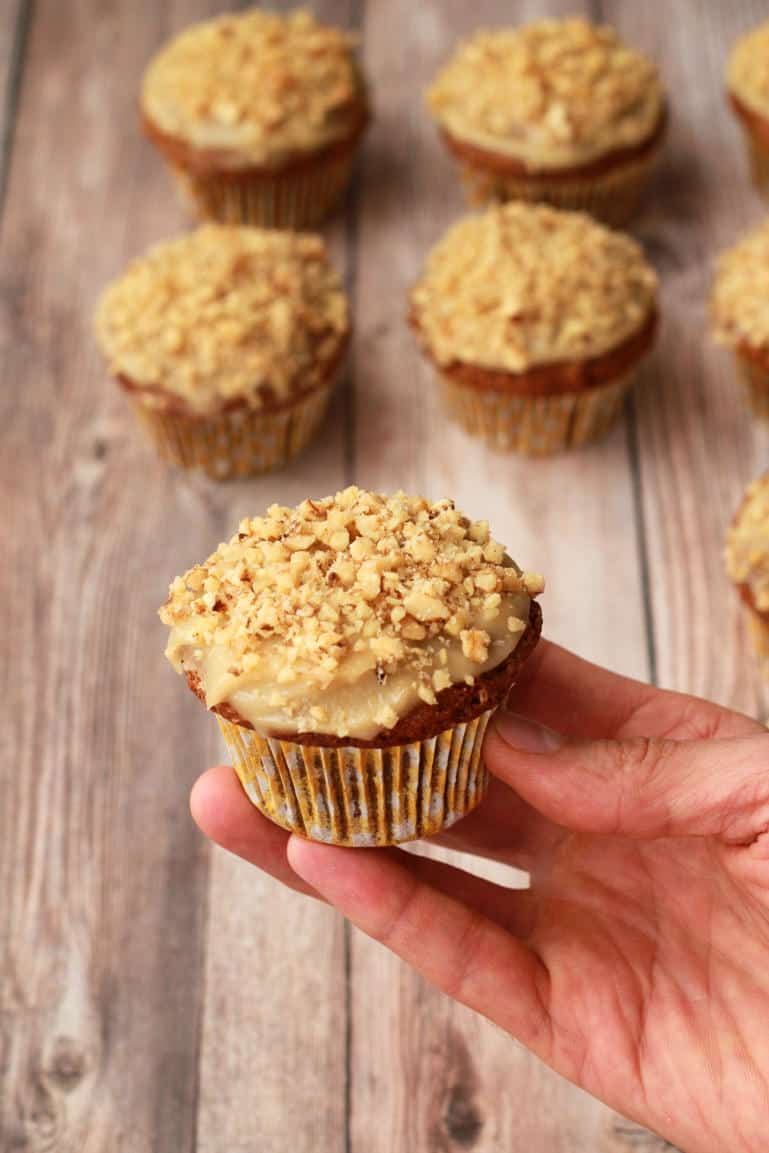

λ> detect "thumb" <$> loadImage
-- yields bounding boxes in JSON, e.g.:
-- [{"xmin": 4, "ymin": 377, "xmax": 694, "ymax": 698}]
[{"xmin": 484, "ymin": 711, "xmax": 769, "ymax": 844}]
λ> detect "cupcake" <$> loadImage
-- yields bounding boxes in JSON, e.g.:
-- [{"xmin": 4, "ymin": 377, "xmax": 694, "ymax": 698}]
[
  {"xmin": 141, "ymin": 8, "xmax": 369, "ymax": 228},
  {"xmin": 711, "ymin": 219, "xmax": 769, "ymax": 420},
  {"xmin": 726, "ymin": 473, "xmax": 769, "ymax": 677},
  {"xmin": 426, "ymin": 17, "xmax": 665, "ymax": 226},
  {"xmin": 94, "ymin": 225, "xmax": 348, "ymax": 479},
  {"xmin": 410, "ymin": 203, "xmax": 658, "ymax": 455},
  {"xmin": 159, "ymin": 487, "xmax": 544, "ymax": 846},
  {"xmin": 727, "ymin": 21, "xmax": 769, "ymax": 197}
]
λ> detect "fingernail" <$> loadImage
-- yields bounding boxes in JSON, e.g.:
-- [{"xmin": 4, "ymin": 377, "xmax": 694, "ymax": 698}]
[{"xmin": 492, "ymin": 711, "xmax": 562, "ymax": 754}]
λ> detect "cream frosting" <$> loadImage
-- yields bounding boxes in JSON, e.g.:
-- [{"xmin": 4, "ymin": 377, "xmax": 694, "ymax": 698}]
[
  {"xmin": 159, "ymin": 488, "xmax": 544, "ymax": 740},
  {"xmin": 427, "ymin": 19, "xmax": 663, "ymax": 171},
  {"xmin": 94, "ymin": 226, "xmax": 348, "ymax": 414},
  {"xmin": 728, "ymin": 20, "xmax": 769, "ymax": 119},
  {"xmin": 141, "ymin": 9, "xmax": 366, "ymax": 168},
  {"xmin": 411, "ymin": 203, "xmax": 657, "ymax": 373}
]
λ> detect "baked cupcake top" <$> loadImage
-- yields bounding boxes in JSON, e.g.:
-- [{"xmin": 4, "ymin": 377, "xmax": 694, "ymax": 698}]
[
  {"xmin": 141, "ymin": 8, "xmax": 366, "ymax": 167},
  {"xmin": 411, "ymin": 203, "xmax": 657, "ymax": 373},
  {"xmin": 427, "ymin": 18, "xmax": 663, "ymax": 170},
  {"xmin": 727, "ymin": 21, "xmax": 769, "ymax": 118},
  {"xmin": 94, "ymin": 226, "xmax": 348, "ymax": 414},
  {"xmin": 726, "ymin": 474, "xmax": 769, "ymax": 611},
  {"xmin": 712, "ymin": 220, "xmax": 769, "ymax": 352},
  {"xmin": 160, "ymin": 487, "xmax": 544, "ymax": 740}
]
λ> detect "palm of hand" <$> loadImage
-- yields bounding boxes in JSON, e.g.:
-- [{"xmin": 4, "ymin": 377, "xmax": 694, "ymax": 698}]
[
  {"xmin": 192, "ymin": 641, "xmax": 769, "ymax": 1153},
  {"xmin": 520, "ymin": 829, "xmax": 769, "ymax": 1151}
]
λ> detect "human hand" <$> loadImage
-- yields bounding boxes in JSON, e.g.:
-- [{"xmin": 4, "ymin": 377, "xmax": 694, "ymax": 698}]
[{"xmin": 191, "ymin": 641, "xmax": 769, "ymax": 1153}]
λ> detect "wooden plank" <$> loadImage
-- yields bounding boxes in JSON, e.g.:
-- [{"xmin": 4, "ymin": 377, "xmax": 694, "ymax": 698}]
[
  {"xmin": 192, "ymin": 3, "xmax": 359, "ymax": 1151},
  {"xmin": 603, "ymin": 0, "xmax": 769, "ymax": 720},
  {"xmin": 348, "ymin": 1, "xmax": 653, "ymax": 1149},
  {"xmin": 0, "ymin": 3, "xmax": 241, "ymax": 1150}
]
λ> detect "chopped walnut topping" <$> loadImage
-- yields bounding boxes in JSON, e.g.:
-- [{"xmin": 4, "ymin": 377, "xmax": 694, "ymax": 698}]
[
  {"xmin": 427, "ymin": 19, "xmax": 662, "ymax": 168},
  {"xmin": 161, "ymin": 488, "xmax": 543, "ymax": 697},
  {"xmin": 727, "ymin": 20, "xmax": 769, "ymax": 117},
  {"xmin": 726, "ymin": 473, "xmax": 769, "ymax": 612},
  {"xmin": 411, "ymin": 203, "xmax": 657, "ymax": 372},
  {"xmin": 94, "ymin": 226, "xmax": 348, "ymax": 413},
  {"xmin": 711, "ymin": 220, "xmax": 769, "ymax": 351},
  {"xmin": 141, "ymin": 9, "xmax": 367, "ymax": 165}
]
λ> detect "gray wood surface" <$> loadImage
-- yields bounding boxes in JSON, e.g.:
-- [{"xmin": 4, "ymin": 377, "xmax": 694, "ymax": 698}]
[{"xmin": 1, "ymin": 1, "xmax": 766, "ymax": 1150}]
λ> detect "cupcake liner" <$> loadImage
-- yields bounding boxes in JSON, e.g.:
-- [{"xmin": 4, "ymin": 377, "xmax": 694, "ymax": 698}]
[
  {"xmin": 743, "ymin": 607, "xmax": 769, "ymax": 679},
  {"xmin": 451, "ymin": 147, "xmax": 660, "ymax": 227},
  {"xmin": 437, "ymin": 369, "xmax": 634, "ymax": 455},
  {"xmin": 733, "ymin": 351, "xmax": 769, "ymax": 420},
  {"xmin": 129, "ymin": 384, "xmax": 331, "ymax": 478},
  {"xmin": 168, "ymin": 145, "xmax": 357, "ymax": 229},
  {"xmin": 738, "ymin": 126, "xmax": 769, "ymax": 198},
  {"xmin": 218, "ymin": 710, "xmax": 492, "ymax": 847}
]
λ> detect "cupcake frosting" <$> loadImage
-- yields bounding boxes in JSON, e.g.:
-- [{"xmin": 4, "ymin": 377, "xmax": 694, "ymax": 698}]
[
  {"xmin": 726, "ymin": 474, "xmax": 769, "ymax": 612},
  {"xmin": 712, "ymin": 220, "xmax": 769, "ymax": 352},
  {"xmin": 427, "ymin": 19, "xmax": 663, "ymax": 170},
  {"xmin": 160, "ymin": 487, "xmax": 543, "ymax": 740},
  {"xmin": 411, "ymin": 203, "xmax": 657, "ymax": 373},
  {"xmin": 94, "ymin": 226, "xmax": 348, "ymax": 414},
  {"xmin": 141, "ymin": 9, "xmax": 366, "ymax": 167},
  {"xmin": 727, "ymin": 21, "xmax": 769, "ymax": 118}
]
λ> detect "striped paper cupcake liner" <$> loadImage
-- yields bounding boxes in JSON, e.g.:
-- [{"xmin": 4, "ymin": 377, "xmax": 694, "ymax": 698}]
[
  {"xmin": 744, "ymin": 607, "xmax": 769, "ymax": 680},
  {"xmin": 438, "ymin": 370, "xmax": 634, "ymax": 455},
  {"xmin": 453, "ymin": 147, "xmax": 661, "ymax": 227},
  {"xmin": 130, "ymin": 384, "xmax": 331, "ymax": 479},
  {"xmin": 218, "ymin": 710, "xmax": 492, "ymax": 847},
  {"xmin": 169, "ymin": 146, "xmax": 357, "ymax": 229}
]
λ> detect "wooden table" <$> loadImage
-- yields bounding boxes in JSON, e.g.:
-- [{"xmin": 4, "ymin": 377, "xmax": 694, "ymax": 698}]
[{"xmin": 3, "ymin": 1, "xmax": 768, "ymax": 1149}]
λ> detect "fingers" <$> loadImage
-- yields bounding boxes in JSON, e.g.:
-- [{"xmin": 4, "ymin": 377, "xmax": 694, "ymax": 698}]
[
  {"xmin": 509, "ymin": 640, "xmax": 762, "ymax": 741},
  {"xmin": 288, "ymin": 836, "xmax": 552, "ymax": 1057},
  {"xmin": 190, "ymin": 766, "xmax": 318, "ymax": 898},
  {"xmin": 191, "ymin": 767, "xmax": 540, "ymax": 933},
  {"xmin": 485, "ymin": 711, "xmax": 769, "ymax": 843}
]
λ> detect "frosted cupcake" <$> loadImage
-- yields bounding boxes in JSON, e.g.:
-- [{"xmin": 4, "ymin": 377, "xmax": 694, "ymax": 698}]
[
  {"xmin": 141, "ymin": 8, "xmax": 368, "ymax": 227},
  {"xmin": 727, "ymin": 20, "xmax": 769, "ymax": 197},
  {"xmin": 94, "ymin": 226, "xmax": 348, "ymax": 478},
  {"xmin": 711, "ymin": 219, "xmax": 769, "ymax": 420},
  {"xmin": 160, "ymin": 488, "xmax": 544, "ymax": 846},
  {"xmin": 726, "ymin": 473, "xmax": 769, "ymax": 677},
  {"xmin": 426, "ymin": 17, "xmax": 665, "ymax": 225},
  {"xmin": 410, "ymin": 203, "xmax": 658, "ymax": 455}
]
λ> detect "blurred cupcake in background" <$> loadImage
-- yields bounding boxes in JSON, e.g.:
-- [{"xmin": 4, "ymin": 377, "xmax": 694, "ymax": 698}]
[
  {"xmin": 711, "ymin": 219, "xmax": 769, "ymax": 420},
  {"xmin": 141, "ymin": 8, "xmax": 369, "ymax": 228},
  {"xmin": 94, "ymin": 225, "xmax": 349, "ymax": 479},
  {"xmin": 410, "ymin": 202, "xmax": 658, "ymax": 455},
  {"xmin": 159, "ymin": 487, "xmax": 544, "ymax": 846},
  {"xmin": 726, "ymin": 473, "xmax": 769, "ymax": 678},
  {"xmin": 727, "ymin": 20, "xmax": 769, "ymax": 198},
  {"xmin": 426, "ymin": 17, "xmax": 665, "ymax": 226}
]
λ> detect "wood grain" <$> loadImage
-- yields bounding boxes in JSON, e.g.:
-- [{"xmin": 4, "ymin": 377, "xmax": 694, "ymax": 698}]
[{"xmin": 0, "ymin": 3, "xmax": 228, "ymax": 1150}]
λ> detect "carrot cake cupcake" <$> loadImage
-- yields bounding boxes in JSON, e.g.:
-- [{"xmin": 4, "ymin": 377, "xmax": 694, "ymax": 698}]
[
  {"xmin": 711, "ymin": 219, "xmax": 769, "ymax": 420},
  {"xmin": 426, "ymin": 17, "xmax": 665, "ymax": 225},
  {"xmin": 94, "ymin": 225, "xmax": 349, "ymax": 478},
  {"xmin": 726, "ymin": 472, "xmax": 769, "ymax": 677},
  {"xmin": 727, "ymin": 20, "xmax": 769, "ymax": 197},
  {"xmin": 141, "ymin": 8, "xmax": 369, "ymax": 227},
  {"xmin": 160, "ymin": 487, "xmax": 544, "ymax": 845},
  {"xmin": 410, "ymin": 202, "xmax": 658, "ymax": 454}
]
